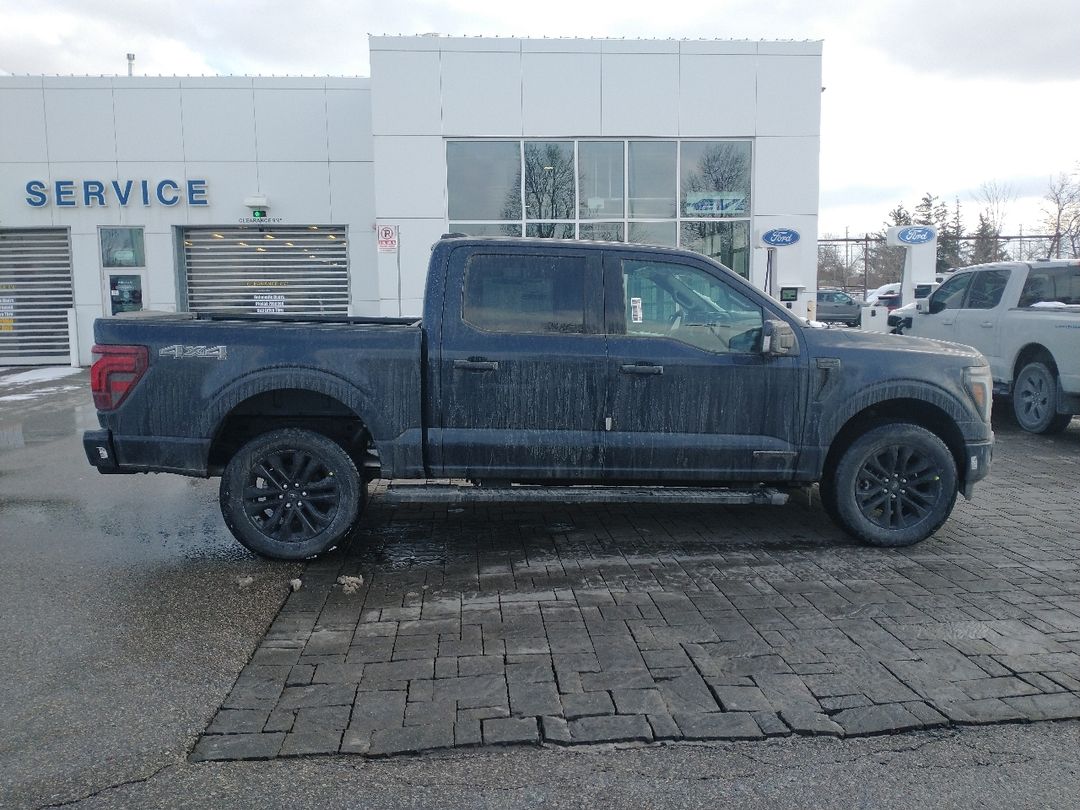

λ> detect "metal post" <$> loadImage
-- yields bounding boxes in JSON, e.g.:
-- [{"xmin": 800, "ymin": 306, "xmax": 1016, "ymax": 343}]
[{"xmin": 863, "ymin": 235, "xmax": 869, "ymax": 298}]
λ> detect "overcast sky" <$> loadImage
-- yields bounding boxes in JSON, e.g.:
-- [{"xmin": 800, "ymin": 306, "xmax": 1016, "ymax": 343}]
[{"xmin": 2, "ymin": 0, "xmax": 1077, "ymax": 236}]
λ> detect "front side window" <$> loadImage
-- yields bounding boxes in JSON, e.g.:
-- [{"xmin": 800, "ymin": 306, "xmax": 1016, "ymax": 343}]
[
  {"xmin": 463, "ymin": 253, "xmax": 585, "ymax": 335},
  {"xmin": 965, "ymin": 268, "xmax": 1011, "ymax": 309},
  {"xmin": 929, "ymin": 273, "xmax": 972, "ymax": 313},
  {"xmin": 621, "ymin": 259, "xmax": 763, "ymax": 353},
  {"xmin": 100, "ymin": 227, "xmax": 145, "ymax": 268}
]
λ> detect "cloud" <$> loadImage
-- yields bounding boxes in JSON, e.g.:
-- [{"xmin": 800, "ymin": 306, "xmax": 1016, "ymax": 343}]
[{"xmin": 865, "ymin": 0, "xmax": 1080, "ymax": 80}]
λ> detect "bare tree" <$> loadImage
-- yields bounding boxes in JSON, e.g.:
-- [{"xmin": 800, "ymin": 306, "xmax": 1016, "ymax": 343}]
[
  {"xmin": 974, "ymin": 180, "xmax": 1015, "ymax": 234},
  {"xmin": 1041, "ymin": 170, "xmax": 1080, "ymax": 259}
]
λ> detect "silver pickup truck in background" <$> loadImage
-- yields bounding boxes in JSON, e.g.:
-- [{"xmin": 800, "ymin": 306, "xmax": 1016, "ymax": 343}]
[{"xmin": 904, "ymin": 260, "xmax": 1080, "ymax": 434}]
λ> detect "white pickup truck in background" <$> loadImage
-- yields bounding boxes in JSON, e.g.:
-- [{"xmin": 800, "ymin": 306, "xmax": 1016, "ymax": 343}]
[{"xmin": 904, "ymin": 260, "xmax": 1080, "ymax": 434}]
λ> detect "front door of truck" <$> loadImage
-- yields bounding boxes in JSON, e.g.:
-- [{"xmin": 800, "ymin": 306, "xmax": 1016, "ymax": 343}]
[
  {"xmin": 434, "ymin": 245, "xmax": 606, "ymax": 480},
  {"xmin": 602, "ymin": 251, "xmax": 805, "ymax": 481}
]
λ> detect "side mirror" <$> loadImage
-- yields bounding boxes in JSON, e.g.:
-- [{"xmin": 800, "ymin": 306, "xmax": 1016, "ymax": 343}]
[
  {"xmin": 916, "ymin": 298, "xmax": 929, "ymax": 313},
  {"xmin": 762, "ymin": 319, "xmax": 799, "ymax": 356}
]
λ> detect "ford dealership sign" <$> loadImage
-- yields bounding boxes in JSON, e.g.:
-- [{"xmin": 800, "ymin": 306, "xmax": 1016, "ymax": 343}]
[
  {"xmin": 896, "ymin": 226, "xmax": 935, "ymax": 245},
  {"xmin": 761, "ymin": 228, "xmax": 801, "ymax": 246}
]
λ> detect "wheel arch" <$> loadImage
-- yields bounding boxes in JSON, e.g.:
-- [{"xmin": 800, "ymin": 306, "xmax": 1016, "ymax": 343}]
[
  {"xmin": 200, "ymin": 369, "xmax": 387, "ymax": 476},
  {"xmin": 821, "ymin": 397, "xmax": 967, "ymax": 489},
  {"xmin": 1012, "ymin": 343, "xmax": 1057, "ymax": 387}
]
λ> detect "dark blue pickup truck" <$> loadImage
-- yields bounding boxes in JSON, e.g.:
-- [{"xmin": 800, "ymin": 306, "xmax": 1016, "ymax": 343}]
[{"xmin": 85, "ymin": 237, "xmax": 993, "ymax": 559}]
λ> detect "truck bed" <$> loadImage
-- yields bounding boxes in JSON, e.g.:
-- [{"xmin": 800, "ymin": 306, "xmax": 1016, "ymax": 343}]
[{"xmin": 92, "ymin": 314, "xmax": 425, "ymax": 477}]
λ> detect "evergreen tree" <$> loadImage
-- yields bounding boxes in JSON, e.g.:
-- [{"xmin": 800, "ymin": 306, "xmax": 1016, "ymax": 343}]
[{"xmin": 970, "ymin": 212, "xmax": 1009, "ymax": 264}]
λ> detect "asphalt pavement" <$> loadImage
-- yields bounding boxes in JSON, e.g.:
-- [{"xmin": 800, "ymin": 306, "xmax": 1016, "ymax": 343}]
[{"xmin": 2, "ymin": 367, "xmax": 1080, "ymax": 809}]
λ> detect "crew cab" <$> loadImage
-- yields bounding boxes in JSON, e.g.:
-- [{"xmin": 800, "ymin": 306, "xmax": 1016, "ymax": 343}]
[
  {"xmin": 84, "ymin": 237, "xmax": 994, "ymax": 559},
  {"xmin": 901, "ymin": 260, "xmax": 1080, "ymax": 434}
]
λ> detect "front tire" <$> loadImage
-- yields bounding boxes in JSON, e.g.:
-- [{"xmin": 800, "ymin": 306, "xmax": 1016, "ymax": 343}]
[
  {"xmin": 1013, "ymin": 361, "xmax": 1072, "ymax": 434},
  {"xmin": 220, "ymin": 428, "xmax": 361, "ymax": 560},
  {"xmin": 829, "ymin": 423, "xmax": 957, "ymax": 548}
]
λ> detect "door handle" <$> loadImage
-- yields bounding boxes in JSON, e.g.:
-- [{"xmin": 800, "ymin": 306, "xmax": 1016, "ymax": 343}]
[
  {"xmin": 620, "ymin": 363, "xmax": 663, "ymax": 375},
  {"xmin": 453, "ymin": 359, "xmax": 499, "ymax": 372},
  {"xmin": 981, "ymin": 321, "xmax": 994, "ymax": 328}
]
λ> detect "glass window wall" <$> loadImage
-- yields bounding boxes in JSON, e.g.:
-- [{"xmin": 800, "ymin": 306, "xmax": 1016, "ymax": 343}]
[{"xmin": 446, "ymin": 139, "xmax": 753, "ymax": 276}]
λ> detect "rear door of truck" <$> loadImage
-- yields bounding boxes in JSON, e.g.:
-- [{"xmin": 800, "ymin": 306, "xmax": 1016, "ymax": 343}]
[{"xmin": 432, "ymin": 243, "xmax": 607, "ymax": 480}]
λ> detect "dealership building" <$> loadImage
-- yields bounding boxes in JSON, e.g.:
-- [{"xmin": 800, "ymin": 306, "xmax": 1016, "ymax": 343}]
[{"xmin": 0, "ymin": 35, "xmax": 822, "ymax": 365}]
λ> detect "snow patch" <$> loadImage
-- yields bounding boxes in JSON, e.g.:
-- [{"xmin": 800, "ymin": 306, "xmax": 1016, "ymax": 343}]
[
  {"xmin": 337, "ymin": 575, "xmax": 364, "ymax": 595},
  {"xmin": 1, "ymin": 367, "xmax": 82, "ymax": 386}
]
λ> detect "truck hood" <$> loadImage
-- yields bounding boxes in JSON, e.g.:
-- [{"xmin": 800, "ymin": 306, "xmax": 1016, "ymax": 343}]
[{"xmin": 802, "ymin": 326, "xmax": 986, "ymax": 365}]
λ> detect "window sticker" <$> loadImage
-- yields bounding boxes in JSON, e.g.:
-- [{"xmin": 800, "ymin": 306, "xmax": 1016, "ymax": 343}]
[{"xmin": 631, "ymin": 297, "xmax": 643, "ymax": 323}]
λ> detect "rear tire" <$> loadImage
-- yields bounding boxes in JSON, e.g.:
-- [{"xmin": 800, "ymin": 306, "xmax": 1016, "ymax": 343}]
[
  {"xmin": 829, "ymin": 423, "xmax": 957, "ymax": 548},
  {"xmin": 1013, "ymin": 361, "xmax": 1072, "ymax": 434},
  {"xmin": 220, "ymin": 428, "xmax": 361, "ymax": 560}
]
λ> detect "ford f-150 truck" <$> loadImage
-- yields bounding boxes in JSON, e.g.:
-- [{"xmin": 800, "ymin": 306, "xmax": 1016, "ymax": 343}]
[
  {"xmin": 900, "ymin": 260, "xmax": 1079, "ymax": 435},
  {"xmin": 84, "ymin": 237, "xmax": 994, "ymax": 559}
]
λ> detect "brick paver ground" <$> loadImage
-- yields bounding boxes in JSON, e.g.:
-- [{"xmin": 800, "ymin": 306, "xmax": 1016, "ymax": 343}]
[{"xmin": 193, "ymin": 418, "xmax": 1080, "ymax": 760}]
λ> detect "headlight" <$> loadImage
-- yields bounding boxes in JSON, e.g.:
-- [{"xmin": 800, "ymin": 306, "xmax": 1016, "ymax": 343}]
[{"xmin": 963, "ymin": 366, "xmax": 993, "ymax": 423}]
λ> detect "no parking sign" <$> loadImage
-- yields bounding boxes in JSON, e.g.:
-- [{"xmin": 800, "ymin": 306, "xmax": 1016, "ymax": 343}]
[{"xmin": 377, "ymin": 225, "xmax": 399, "ymax": 253}]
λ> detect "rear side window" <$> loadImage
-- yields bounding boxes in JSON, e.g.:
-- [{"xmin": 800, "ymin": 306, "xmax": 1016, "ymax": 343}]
[
  {"xmin": 965, "ymin": 268, "xmax": 1011, "ymax": 309},
  {"xmin": 463, "ymin": 253, "xmax": 586, "ymax": 334},
  {"xmin": 1020, "ymin": 267, "xmax": 1080, "ymax": 306}
]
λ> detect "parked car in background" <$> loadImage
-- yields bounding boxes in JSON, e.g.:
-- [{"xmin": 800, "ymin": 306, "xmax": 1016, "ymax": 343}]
[
  {"xmin": 887, "ymin": 283, "xmax": 942, "ymax": 330},
  {"xmin": 816, "ymin": 289, "xmax": 861, "ymax": 326},
  {"xmin": 904, "ymin": 260, "xmax": 1080, "ymax": 434},
  {"xmin": 865, "ymin": 283, "xmax": 899, "ymax": 306}
]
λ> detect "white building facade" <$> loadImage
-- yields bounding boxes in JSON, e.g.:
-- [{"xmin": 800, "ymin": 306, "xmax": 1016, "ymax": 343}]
[{"xmin": 0, "ymin": 36, "xmax": 821, "ymax": 365}]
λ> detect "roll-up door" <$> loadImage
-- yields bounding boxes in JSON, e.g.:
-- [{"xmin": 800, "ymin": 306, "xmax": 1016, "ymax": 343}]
[
  {"xmin": 0, "ymin": 229, "xmax": 74, "ymax": 365},
  {"xmin": 182, "ymin": 226, "xmax": 349, "ymax": 314}
]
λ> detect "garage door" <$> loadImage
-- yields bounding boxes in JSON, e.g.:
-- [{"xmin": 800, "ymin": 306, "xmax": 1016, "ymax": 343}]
[
  {"xmin": 182, "ymin": 226, "xmax": 349, "ymax": 315},
  {"xmin": 0, "ymin": 229, "xmax": 74, "ymax": 365}
]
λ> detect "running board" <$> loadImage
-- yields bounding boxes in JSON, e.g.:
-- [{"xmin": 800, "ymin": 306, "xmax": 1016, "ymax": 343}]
[{"xmin": 383, "ymin": 483, "xmax": 789, "ymax": 506}]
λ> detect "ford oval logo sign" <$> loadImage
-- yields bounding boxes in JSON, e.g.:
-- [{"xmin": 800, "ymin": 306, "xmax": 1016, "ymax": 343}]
[
  {"xmin": 897, "ymin": 226, "xmax": 935, "ymax": 245},
  {"xmin": 761, "ymin": 228, "xmax": 801, "ymax": 247}
]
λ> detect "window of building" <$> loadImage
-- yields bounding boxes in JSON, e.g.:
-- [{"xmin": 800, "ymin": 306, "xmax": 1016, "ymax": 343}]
[
  {"xmin": 462, "ymin": 253, "xmax": 586, "ymax": 335},
  {"xmin": 579, "ymin": 141, "xmax": 624, "ymax": 219},
  {"xmin": 446, "ymin": 141, "xmax": 521, "ymax": 221},
  {"xmin": 446, "ymin": 138, "xmax": 754, "ymax": 277},
  {"xmin": 100, "ymin": 227, "xmax": 145, "ymax": 268}
]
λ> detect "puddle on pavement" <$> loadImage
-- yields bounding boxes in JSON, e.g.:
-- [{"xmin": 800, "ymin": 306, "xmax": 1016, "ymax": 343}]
[{"xmin": 0, "ymin": 403, "xmax": 98, "ymax": 452}]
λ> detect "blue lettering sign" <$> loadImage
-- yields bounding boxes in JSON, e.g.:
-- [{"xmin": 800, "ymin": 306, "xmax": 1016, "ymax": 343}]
[
  {"xmin": 156, "ymin": 179, "xmax": 180, "ymax": 206},
  {"xmin": 24, "ymin": 178, "xmax": 211, "ymax": 208},
  {"xmin": 55, "ymin": 180, "xmax": 76, "ymax": 207},
  {"xmin": 112, "ymin": 180, "xmax": 133, "ymax": 206},
  {"xmin": 83, "ymin": 180, "xmax": 106, "ymax": 206},
  {"xmin": 187, "ymin": 179, "xmax": 208, "ymax": 206},
  {"xmin": 897, "ymin": 226, "xmax": 935, "ymax": 245},
  {"xmin": 762, "ymin": 228, "xmax": 801, "ymax": 247},
  {"xmin": 25, "ymin": 181, "xmax": 47, "ymax": 207}
]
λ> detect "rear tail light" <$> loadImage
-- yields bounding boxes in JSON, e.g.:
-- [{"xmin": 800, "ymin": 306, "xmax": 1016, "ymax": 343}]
[{"xmin": 90, "ymin": 344, "xmax": 149, "ymax": 410}]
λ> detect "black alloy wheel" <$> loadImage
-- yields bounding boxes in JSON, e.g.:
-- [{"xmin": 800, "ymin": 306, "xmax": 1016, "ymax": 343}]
[
  {"xmin": 827, "ymin": 423, "xmax": 957, "ymax": 547},
  {"xmin": 853, "ymin": 444, "xmax": 943, "ymax": 531},
  {"xmin": 220, "ymin": 428, "xmax": 362, "ymax": 560}
]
